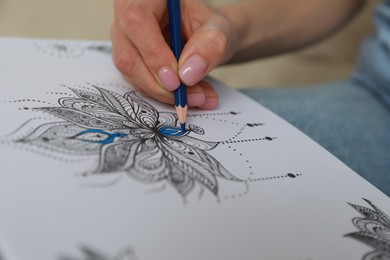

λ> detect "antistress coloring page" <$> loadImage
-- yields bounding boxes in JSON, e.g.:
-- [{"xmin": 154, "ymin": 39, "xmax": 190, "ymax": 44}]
[{"xmin": 0, "ymin": 38, "xmax": 389, "ymax": 260}]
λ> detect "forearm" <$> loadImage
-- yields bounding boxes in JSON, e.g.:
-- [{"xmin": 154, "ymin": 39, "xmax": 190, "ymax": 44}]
[{"xmin": 219, "ymin": 0, "xmax": 365, "ymax": 63}]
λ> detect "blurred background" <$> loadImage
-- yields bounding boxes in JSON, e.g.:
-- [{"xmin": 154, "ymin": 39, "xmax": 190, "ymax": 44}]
[{"xmin": 0, "ymin": 0, "xmax": 378, "ymax": 88}]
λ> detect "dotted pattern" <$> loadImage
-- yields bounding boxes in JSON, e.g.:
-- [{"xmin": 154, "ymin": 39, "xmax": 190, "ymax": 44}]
[
  {"xmin": 0, "ymin": 117, "xmax": 50, "ymax": 140},
  {"xmin": 34, "ymin": 42, "xmax": 85, "ymax": 58},
  {"xmin": 59, "ymin": 82, "xmax": 131, "ymax": 94},
  {"xmin": 248, "ymin": 173, "xmax": 303, "ymax": 183},
  {"xmin": 227, "ymin": 122, "xmax": 265, "ymax": 141},
  {"xmin": 222, "ymin": 136, "xmax": 277, "ymax": 145},
  {"xmin": 3, "ymin": 99, "xmax": 55, "ymax": 106},
  {"xmin": 220, "ymin": 173, "xmax": 303, "ymax": 202},
  {"xmin": 0, "ymin": 142, "xmax": 86, "ymax": 163},
  {"xmin": 188, "ymin": 111, "xmax": 242, "ymax": 126},
  {"xmin": 222, "ymin": 181, "xmax": 250, "ymax": 201},
  {"xmin": 188, "ymin": 111, "xmax": 241, "ymax": 117},
  {"xmin": 198, "ymin": 187, "xmax": 205, "ymax": 201},
  {"xmin": 46, "ymin": 91, "xmax": 73, "ymax": 96}
]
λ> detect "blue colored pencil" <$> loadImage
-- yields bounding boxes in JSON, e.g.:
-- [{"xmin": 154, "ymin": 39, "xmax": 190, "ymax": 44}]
[{"xmin": 167, "ymin": 0, "xmax": 188, "ymax": 131}]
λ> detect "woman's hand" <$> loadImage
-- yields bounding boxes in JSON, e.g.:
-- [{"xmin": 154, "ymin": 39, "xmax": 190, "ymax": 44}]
[{"xmin": 111, "ymin": 0, "xmax": 238, "ymax": 109}]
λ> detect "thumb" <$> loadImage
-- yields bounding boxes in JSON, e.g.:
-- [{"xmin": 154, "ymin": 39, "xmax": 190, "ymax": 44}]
[{"xmin": 178, "ymin": 14, "xmax": 237, "ymax": 86}]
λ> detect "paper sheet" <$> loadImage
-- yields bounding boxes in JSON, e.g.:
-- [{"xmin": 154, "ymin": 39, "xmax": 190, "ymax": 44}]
[{"xmin": 0, "ymin": 37, "xmax": 389, "ymax": 260}]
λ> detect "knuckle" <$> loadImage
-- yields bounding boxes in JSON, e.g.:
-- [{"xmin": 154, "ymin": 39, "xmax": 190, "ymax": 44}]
[
  {"xmin": 120, "ymin": 6, "xmax": 144, "ymax": 29},
  {"xmin": 158, "ymin": 95, "xmax": 173, "ymax": 105},
  {"xmin": 153, "ymin": 91, "xmax": 173, "ymax": 104},
  {"xmin": 114, "ymin": 51, "xmax": 138, "ymax": 77},
  {"xmin": 206, "ymin": 29, "xmax": 229, "ymax": 58}
]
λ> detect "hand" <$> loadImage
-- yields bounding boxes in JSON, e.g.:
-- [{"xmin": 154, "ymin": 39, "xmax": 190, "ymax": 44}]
[{"xmin": 111, "ymin": 0, "xmax": 238, "ymax": 109}]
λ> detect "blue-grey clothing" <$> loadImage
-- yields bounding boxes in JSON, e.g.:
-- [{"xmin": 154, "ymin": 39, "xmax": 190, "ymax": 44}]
[
  {"xmin": 240, "ymin": 1, "xmax": 390, "ymax": 196},
  {"xmin": 353, "ymin": 0, "xmax": 390, "ymax": 108}
]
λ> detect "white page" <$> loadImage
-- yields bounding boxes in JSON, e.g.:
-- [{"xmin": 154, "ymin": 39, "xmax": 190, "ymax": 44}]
[{"xmin": 0, "ymin": 37, "xmax": 389, "ymax": 260}]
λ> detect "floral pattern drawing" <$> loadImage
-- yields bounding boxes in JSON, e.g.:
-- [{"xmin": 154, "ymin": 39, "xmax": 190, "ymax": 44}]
[
  {"xmin": 345, "ymin": 198, "xmax": 390, "ymax": 260},
  {"xmin": 14, "ymin": 86, "xmax": 240, "ymax": 198}
]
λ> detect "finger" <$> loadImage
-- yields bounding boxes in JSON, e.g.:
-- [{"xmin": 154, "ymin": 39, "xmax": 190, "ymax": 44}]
[
  {"xmin": 179, "ymin": 14, "xmax": 237, "ymax": 86},
  {"xmin": 118, "ymin": 0, "xmax": 181, "ymax": 91},
  {"xmin": 110, "ymin": 22, "xmax": 174, "ymax": 105},
  {"xmin": 186, "ymin": 84, "xmax": 206, "ymax": 107},
  {"xmin": 197, "ymin": 81, "xmax": 219, "ymax": 110}
]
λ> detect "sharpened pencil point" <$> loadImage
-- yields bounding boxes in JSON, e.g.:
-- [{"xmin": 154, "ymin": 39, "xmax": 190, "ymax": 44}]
[{"xmin": 175, "ymin": 105, "xmax": 188, "ymax": 131}]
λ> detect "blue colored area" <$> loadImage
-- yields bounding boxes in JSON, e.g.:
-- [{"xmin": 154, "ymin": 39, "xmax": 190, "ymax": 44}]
[
  {"xmin": 158, "ymin": 126, "xmax": 187, "ymax": 137},
  {"xmin": 72, "ymin": 129, "xmax": 127, "ymax": 145}
]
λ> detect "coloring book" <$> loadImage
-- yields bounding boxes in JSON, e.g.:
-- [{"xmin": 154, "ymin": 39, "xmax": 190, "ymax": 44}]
[{"xmin": 0, "ymin": 38, "xmax": 389, "ymax": 260}]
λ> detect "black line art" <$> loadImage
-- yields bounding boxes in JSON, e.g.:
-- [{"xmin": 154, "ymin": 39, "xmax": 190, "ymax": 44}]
[
  {"xmin": 12, "ymin": 86, "xmax": 241, "ymax": 198},
  {"xmin": 345, "ymin": 198, "xmax": 390, "ymax": 260},
  {"xmin": 58, "ymin": 245, "xmax": 139, "ymax": 260},
  {"xmin": 1, "ymin": 82, "xmax": 303, "ymax": 201}
]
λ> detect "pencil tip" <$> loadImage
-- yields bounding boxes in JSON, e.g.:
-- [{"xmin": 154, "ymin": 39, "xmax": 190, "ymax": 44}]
[{"xmin": 180, "ymin": 123, "xmax": 186, "ymax": 131}]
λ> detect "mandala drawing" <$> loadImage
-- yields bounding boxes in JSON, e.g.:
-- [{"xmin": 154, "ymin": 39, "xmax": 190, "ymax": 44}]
[
  {"xmin": 58, "ymin": 245, "xmax": 138, "ymax": 260},
  {"xmin": 14, "ymin": 86, "xmax": 240, "ymax": 197},
  {"xmin": 345, "ymin": 198, "xmax": 390, "ymax": 260}
]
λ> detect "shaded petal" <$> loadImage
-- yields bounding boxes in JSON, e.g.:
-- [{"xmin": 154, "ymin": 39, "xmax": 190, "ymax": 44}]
[
  {"xmin": 60, "ymin": 97, "xmax": 123, "ymax": 121},
  {"xmin": 352, "ymin": 217, "xmax": 390, "ymax": 234},
  {"xmin": 124, "ymin": 91, "xmax": 159, "ymax": 128},
  {"xmin": 66, "ymin": 88, "xmax": 143, "ymax": 128},
  {"xmin": 35, "ymin": 107, "xmax": 124, "ymax": 130},
  {"xmin": 362, "ymin": 250, "xmax": 390, "ymax": 260},
  {"xmin": 345, "ymin": 231, "xmax": 390, "ymax": 254},
  {"xmin": 157, "ymin": 112, "xmax": 177, "ymax": 127},
  {"xmin": 95, "ymin": 87, "xmax": 135, "ymax": 120},
  {"xmin": 167, "ymin": 166, "xmax": 195, "ymax": 197},
  {"xmin": 163, "ymin": 137, "xmax": 240, "ymax": 181},
  {"xmin": 93, "ymin": 140, "xmax": 141, "ymax": 173},
  {"xmin": 349, "ymin": 200, "xmax": 390, "ymax": 226},
  {"xmin": 363, "ymin": 199, "xmax": 390, "ymax": 226},
  {"xmin": 349, "ymin": 203, "xmax": 381, "ymax": 220},
  {"xmin": 18, "ymin": 122, "xmax": 100, "ymax": 155},
  {"xmin": 68, "ymin": 87, "xmax": 109, "ymax": 106},
  {"xmin": 159, "ymin": 137, "xmax": 240, "ymax": 195},
  {"xmin": 171, "ymin": 135, "xmax": 218, "ymax": 151},
  {"xmin": 127, "ymin": 139, "xmax": 169, "ymax": 182},
  {"xmin": 95, "ymin": 87, "xmax": 162, "ymax": 129}
]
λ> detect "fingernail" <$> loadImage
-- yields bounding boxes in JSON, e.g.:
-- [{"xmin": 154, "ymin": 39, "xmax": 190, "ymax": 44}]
[
  {"xmin": 179, "ymin": 55, "xmax": 208, "ymax": 86},
  {"xmin": 187, "ymin": 92, "xmax": 206, "ymax": 107},
  {"xmin": 158, "ymin": 66, "xmax": 181, "ymax": 91}
]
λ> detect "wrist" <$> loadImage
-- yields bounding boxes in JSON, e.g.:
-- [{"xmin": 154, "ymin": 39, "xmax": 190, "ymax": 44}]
[{"xmin": 217, "ymin": 3, "xmax": 251, "ymax": 64}]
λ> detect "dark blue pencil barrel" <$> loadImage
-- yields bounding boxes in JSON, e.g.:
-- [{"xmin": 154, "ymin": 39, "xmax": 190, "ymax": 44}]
[
  {"xmin": 168, "ymin": 0, "xmax": 184, "ymax": 60},
  {"xmin": 168, "ymin": 0, "xmax": 187, "ymax": 128},
  {"xmin": 174, "ymin": 83, "xmax": 187, "ymax": 107}
]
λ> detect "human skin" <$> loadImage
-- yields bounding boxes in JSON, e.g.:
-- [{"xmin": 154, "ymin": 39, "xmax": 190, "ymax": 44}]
[{"xmin": 111, "ymin": 0, "xmax": 365, "ymax": 109}]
